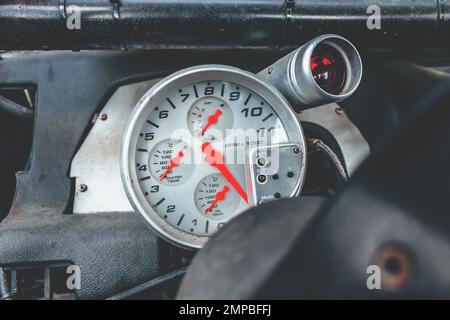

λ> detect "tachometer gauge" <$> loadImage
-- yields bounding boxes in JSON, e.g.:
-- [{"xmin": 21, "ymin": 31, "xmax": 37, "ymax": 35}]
[{"xmin": 121, "ymin": 65, "xmax": 307, "ymax": 249}]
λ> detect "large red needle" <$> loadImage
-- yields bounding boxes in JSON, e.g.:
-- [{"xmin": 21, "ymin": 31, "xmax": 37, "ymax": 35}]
[
  {"xmin": 200, "ymin": 109, "xmax": 223, "ymax": 136},
  {"xmin": 160, "ymin": 150, "xmax": 184, "ymax": 181},
  {"xmin": 201, "ymin": 142, "xmax": 249, "ymax": 204},
  {"xmin": 204, "ymin": 185, "xmax": 230, "ymax": 215}
]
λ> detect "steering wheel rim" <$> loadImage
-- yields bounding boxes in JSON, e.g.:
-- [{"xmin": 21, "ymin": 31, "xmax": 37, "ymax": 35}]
[{"xmin": 177, "ymin": 79, "xmax": 450, "ymax": 299}]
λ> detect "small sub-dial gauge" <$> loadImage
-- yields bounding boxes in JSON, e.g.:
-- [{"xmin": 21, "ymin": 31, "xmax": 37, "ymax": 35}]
[
  {"xmin": 195, "ymin": 173, "xmax": 241, "ymax": 220},
  {"xmin": 149, "ymin": 139, "xmax": 193, "ymax": 186},
  {"xmin": 187, "ymin": 96, "xmax": 233, "ymax": 141}
]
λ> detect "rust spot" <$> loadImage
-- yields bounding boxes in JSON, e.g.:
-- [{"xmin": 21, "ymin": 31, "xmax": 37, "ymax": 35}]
[{"xmin": 375, "ymin": 244, "xmax": 412, "ymax": 290}]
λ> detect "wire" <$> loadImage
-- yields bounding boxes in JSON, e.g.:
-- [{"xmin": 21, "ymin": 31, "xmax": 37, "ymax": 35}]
[
  {"xmin": 107, "ymin": 267, "xmax": 187, "ymax": 300},
  {"xmin": 0, "ymin": 94, "xmax": 34, "ymax": 119}
]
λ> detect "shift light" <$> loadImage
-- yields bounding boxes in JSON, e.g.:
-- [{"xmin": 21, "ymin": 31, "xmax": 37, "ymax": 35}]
[{"xmin": 310, "ymin": 44, "xmax": 347, "ymax": 95}]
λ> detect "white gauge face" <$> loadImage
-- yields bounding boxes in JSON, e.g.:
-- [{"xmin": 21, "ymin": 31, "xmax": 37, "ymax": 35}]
[
  {"xmin": 122, "ymin": 65, "xmax": 307, "ymax": 249},
  {"xmin": 187, "ymin": 96, "xmax": 234, "ymax": 141},
  {"xmin": 148, "ymin": 139, "xmax": 193, "ymax": 186},
  {"xmin": 195, "ymin": 173, "xmax": 241, "ymax": 222}
]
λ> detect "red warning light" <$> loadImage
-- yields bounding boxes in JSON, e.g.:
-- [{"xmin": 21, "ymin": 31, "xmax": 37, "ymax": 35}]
[{"xmin": 310, "ymin": 44, "xmax": 347, "ymax": 95}]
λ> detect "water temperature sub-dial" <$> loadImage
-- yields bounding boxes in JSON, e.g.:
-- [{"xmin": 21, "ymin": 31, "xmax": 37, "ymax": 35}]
[
  {"xmin": 195, "ymin": 173, "xmax": 241, "ymax": 220},
  {"xmin": 149, "ymin": 139, "xmax": 194, "ymax": 186},
  {"xmin": 187, "ymin": 96, "xmax": 233, "ymax": 140}
]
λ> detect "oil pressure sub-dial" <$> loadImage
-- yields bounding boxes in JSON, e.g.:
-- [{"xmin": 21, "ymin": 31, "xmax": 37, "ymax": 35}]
[
  {"xmin": 149, "ymin": 139, "xmax": 194, "ymax": 186},
  {"xmin": 187, "ymin": 96, "xmax": 233, "ymax": 140},
  {"xmin": 122, "ymin": 65, "xmax": 307, "ymax": 249},
  {"xmin": 195, "ymin": 173, "xmax": 241, "ymax": 220}
]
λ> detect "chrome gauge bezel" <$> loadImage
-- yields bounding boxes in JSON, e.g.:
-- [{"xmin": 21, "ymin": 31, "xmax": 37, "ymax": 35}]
[{"xmin": 121, "ymin": 64, "xmax": 307, "ymax": 249}]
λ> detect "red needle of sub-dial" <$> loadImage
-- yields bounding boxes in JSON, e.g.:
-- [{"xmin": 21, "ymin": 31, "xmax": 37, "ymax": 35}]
[
  {"xmin": 201, "ymin": 142, "xmax": 249, "ymax": 204},
  {"xmin": 160, "ymin": 151, "xmax": 184, "ymax": 181},
  {"xmin": 204, "ymin": 185, "xmax": 230, "ymax": 215},
  {"xmin": 200, "ymin": 109, "xmax": 223, "ymax": 136}
]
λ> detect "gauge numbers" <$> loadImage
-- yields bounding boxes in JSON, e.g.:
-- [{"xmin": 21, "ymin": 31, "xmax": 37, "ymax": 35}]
[{"xmin": 122, "ymin": 65, "xmax": 306, "ymax": 248}]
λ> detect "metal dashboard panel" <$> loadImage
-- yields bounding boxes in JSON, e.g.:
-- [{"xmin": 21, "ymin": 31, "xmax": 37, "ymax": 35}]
[
  {"xmin": 70, "ymin": 79, "xmax": 159, "ymax": 214},
  {"xmin": 298, "ymin": 103, "xmax": 370, "ymax": 176},
  {"xmin": 70, "ymin": 80, "xmax": 369, "ymax": 214}
]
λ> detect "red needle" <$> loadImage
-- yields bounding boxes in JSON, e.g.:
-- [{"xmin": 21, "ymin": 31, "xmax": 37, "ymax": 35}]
[
  {"xmin": 160, "ymin": 150, "xmax": 184, "ymax": 181},
  {"xmin": 200, "ymin": 109, "xmax": 223, "ymax": 136},
  {"xmin": 201, "ymin": 142, "xmax": 248, "ymax": 204},
  {"xmin": 204, "ymin": 185, "xmax": 230, "ymax": 215}
]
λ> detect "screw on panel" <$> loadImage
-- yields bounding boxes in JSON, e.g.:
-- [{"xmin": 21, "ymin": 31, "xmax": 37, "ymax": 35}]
[
  {"xmin": 293, "ymin": 146, "xmax": 302, "ymax": 154},
  {"xmin": 257, "ymin": 174, "xmax": 267, "ymax": 184},
  {"xmin": 78, "ymin": 184, "xmax": 88, "ymax": 192},
  {"xmin": 99, "ymin": 113, "xmax": 108, "ymax": 121},
  {"xmin": 335, "ymin": 107, "xmax": 344, "ymax": 115},
  {"xmin": 257, "ymin": 157, "xmax": 267, "ymax": 167}
]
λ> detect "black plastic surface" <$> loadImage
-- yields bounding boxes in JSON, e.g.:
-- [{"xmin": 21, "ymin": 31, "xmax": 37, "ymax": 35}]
[
  {"xmin": 178, "ymin": 80, "xmax": 450, "ymax": 299},
  {"xmin": 0, "ymin": 49, "xmax": 284, "ymax": 299},
  {"xmin": 1, "ymin": 1, "xmax": 450, "ymax": 50}
]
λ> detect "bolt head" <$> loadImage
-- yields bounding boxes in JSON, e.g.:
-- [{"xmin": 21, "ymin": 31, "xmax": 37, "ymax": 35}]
[
  {"xmin": 335, "ymin": 107, "xmax": 344, "ymax": 115},
  {"xmin": 99, "ymin": 113, "xmax": 108, "ymax": 121},
  {"xmin": 78, "ymin": 184, "xmax": 88, "ymax": 192},
  {"xmin": 257, "ymin": 157, "xmax": 267, "ymax": 167},
  {"xmin": 257, "ymin": 174, "xmax": 267, "ymax": 184},
  {"xmin": 293, "ymin": 146, "xmax": 302, "ymax": 154}
]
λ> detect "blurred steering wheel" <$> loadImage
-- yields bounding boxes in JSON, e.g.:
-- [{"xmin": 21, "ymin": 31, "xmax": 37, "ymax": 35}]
[{"xmin": 177, "ymin": 80, "xmax": 450, "ymax": 299}]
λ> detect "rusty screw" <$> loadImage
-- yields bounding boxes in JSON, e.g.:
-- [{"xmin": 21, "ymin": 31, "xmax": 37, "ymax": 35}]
[
  {"xmin": 335, "ymin": 107, "xmax": 344, "ymax": 115},
  {"xmin": 78, "ymin": 184, "xmax": 88, "ymax": 193},
  {"xmin": 99, "ymin": 113, "xmax": 108, "ymax": 121},
  {"xmin": 375, "ymin": 245, "xmax": 412, "ymax": 290}
]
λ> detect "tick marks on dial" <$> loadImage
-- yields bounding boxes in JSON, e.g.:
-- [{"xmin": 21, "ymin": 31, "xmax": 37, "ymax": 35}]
[
  {"xmin": 147, "ymin": 120, "xmax": 159, "ymax": 128},
  {"xmin": 193, "ymin": 85, "xmax": 199, "ymax": 98},
  {"xmin": 177, "ymin": 214, "xmax": 185, "ymax": 226},
  {"xmin": 167, "ymin": 98, "xmax": 176, "ymax": 109},
  {"xmin": 244, "ymin": 94, "xmax": 252, "ymax": 105},
  {"xmin": 156, "ymin": 198, "xmax": 166, "ymax": 206},
  {"xmin": 262, "ymin": 113, "xmax": 274, "ymax": 122}
]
